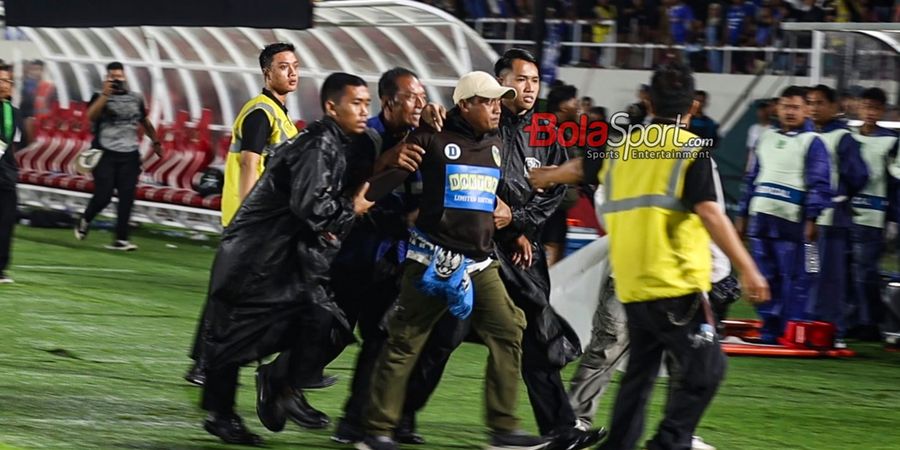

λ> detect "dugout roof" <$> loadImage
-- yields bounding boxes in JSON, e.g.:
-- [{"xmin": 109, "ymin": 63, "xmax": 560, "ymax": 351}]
[{"xmin": 5, "ymin": 0, "xmax": 498, "ymax": 129}]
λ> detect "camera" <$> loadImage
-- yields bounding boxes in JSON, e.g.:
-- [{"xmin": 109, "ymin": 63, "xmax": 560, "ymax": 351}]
[{"xmin": 110, "ymin": 79, "xmax": 124, "ymax": 93}]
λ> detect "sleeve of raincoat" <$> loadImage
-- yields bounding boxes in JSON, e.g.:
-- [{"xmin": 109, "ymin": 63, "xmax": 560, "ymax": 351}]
[
  {"xmin": 288, "ymin": 137, "xmax": 355, "ymax": 234},
  {"xmin": 509, "ymin": 141, "xmax": 568, "ymax": 237},
  {"xmin": 804, "ymin": 136, "xmax": 833, "ymax": 220},
  {"xmin": 837, "ymin": 133, "xmax": 868, "ymax": 197}
]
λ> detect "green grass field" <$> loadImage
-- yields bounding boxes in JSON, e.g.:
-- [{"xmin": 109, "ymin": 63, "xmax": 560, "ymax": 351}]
[{"xmin": 1, "ymin": 225, "xmax": 900, "ymax": 450}]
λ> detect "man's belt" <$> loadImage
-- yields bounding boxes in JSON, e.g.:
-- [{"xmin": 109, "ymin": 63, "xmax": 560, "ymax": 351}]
[{"xmin": 406, "ymin": 228, "xmax": 492, "ymax": 274}]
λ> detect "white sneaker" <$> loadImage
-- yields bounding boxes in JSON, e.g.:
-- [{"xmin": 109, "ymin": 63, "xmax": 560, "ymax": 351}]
[
  {"xmin": 692, "ymin": 435, "xmax": 716, "ymax": 450},
  {"xmin": 104, "ymin": 240, "xmax": 138, "ymax": 251},
  {"xmin": 0, "ymin": 274, "xmax": 13, "ymax": 284},
  {"xmin": 574, "ymin": 419, "xmax": 591, "ymax": 432}
]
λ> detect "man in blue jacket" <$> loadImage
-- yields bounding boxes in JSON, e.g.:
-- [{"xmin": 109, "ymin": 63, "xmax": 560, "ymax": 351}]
[
  {"xmin": 805, "ymin": 84, "xmax": 868, "ymax": 347},
  {"xmin": 738, "ymin": 85, "xmax": 832, "ymax": 343}
]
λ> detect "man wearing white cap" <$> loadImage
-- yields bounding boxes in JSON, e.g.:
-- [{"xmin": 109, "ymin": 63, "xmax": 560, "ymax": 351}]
[{"xmin": 358, "ymin": 71, "xmax": 546, "ymax": 450}]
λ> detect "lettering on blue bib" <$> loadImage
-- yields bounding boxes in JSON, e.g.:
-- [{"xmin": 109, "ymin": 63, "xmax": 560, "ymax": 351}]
[{"xmin": 444, "ymin": 164, "xmax": 500, "ymax": 212}]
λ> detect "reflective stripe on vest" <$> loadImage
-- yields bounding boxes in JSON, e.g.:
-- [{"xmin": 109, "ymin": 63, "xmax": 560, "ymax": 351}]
[
  {"xmin": 599, "ymin": 128, "xmax": 711, "ymax": 303},
  {"xmin": 222, "ymin": 94, "xmax": 298, "ymax": 227},
  {"xmin": 815, "ymin": 128, "xmax": 850, "ymax": 226},
  {"xmin": 852, "ymin": 131, "xmax": 899, "ymax": 228},
  {"xmin": 749, "ymin": 129, "xmax": 815, "ymax": 223}
]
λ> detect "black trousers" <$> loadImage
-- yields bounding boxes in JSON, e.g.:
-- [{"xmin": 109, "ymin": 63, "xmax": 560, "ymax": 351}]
[
  {"xmin": 331, "ymin": 265, "xmax": 402, "ymax": 427},
  {"xmin": 82, "ymin": 150, "xmax": 141, "ymax": 241},
  {"xmin": 598, "ymin": 295, "xmax": 726, "ymax": 450},
  {"xmin": 0, "ymin": 189, "xmax": 16, "ymax": 275},
  {"xmin": 200, "ymin": 303, "xmax": 337, "ymax": 414}
]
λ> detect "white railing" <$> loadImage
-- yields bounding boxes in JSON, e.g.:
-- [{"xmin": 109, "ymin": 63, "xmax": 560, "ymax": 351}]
[
  {"xmin": 468, "ymin": 18, "xmax": 618, "ymax": 67},
  {"xmin": 467, "ymin": 17, "xmax": 896, "ymax": 74}
]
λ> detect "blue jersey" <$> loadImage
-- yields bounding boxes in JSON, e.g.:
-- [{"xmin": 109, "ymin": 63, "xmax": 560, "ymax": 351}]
[{"xmin": 668, "ymin": 4, "xmax": 695, "ymax": 44}]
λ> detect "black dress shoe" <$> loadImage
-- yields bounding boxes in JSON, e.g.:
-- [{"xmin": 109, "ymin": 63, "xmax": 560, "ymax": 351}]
[
  {"xmin": 394, "ymin": 413, "xmax": 426, "ymax": 445},
  {"xmin": 255, "ymin": 364, "xmax": 286, "ymax": 432},
  {"xmin": 298, "ymin": 373, "xmax": 339, "ymax": 390},
  {"xmin": 331, "ymin": 417, "xmax": 365, "ymax": 444},
  {"xmin": 184, "ymin": 362, "xmax": 206, "ymax": 386},
  {"xmin": 203, "ymin": 412, "xmax": 264, "ymax": 446},
  {"xmin": 283, "ymin": 390, "xmax": 330, "ymax": 429},
  {"xmin": 544, "ymin": 427, "xmax": 607, "ymax": 450}
]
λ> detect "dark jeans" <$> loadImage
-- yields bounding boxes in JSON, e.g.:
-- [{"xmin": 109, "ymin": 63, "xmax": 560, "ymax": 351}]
[
  {"xmin": 807, "ymin": 226, "xmax": 849, "ymax": 336},
  {"xmin": 598, "ymin": 294, "xmax": 726, "ymax": 450},
  {"xmin": 332, "ymin": 267, "xmax": 401, "ymax": 427},
  {"xmin": 0, "ymin": 189, "xmax": 15, "ymax": 275},
  {"xmin": 82, "ymin": 150, "xmax": 141, "ymax": 241},
  {"xmin": 850, "ymin": 225, "xmax": 884, "ymax": 329}
]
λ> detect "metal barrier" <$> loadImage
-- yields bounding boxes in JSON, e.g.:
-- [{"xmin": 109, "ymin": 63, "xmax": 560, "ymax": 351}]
[{"xmin": 467, "ymin": 18, "xmax": 895, "ymax": 75}]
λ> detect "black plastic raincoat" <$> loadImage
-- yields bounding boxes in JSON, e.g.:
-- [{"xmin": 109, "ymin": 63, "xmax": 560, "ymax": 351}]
[
  {"xmin": 202, "ymin": 117, "xmax": 356, "ymax": 369},
  {"xmin": 494, "ymin": 106, "xmax": 582, "ymax": 367}
]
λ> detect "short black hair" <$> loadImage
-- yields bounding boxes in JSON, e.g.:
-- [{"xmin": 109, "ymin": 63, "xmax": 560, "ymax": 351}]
[
  {"xmin": 755, "ymin": 99, "xmax": 771, "ymax": 109},
  {"xmin": 860, "ymin": 87, "xmax": 888, "ymax": 106},
  {"xmin": 547, "ymin": 84, "xmax": 578, "ymax": 114},
  {"xmin": 649, "ymin": 62, "xmax": 695, "ymax": 118},
  {"xmin": 30, "ymin": 59, "xmax": 44, "ymax": 67},
  {"xmin": 695, "ymin": 90, "xmax": 708, "ymax": 98},
  {"xmin": 808, "ymin": 84, "xmax": 837, "ymax": 103},
  {"xmin": 589, "ymin": 106, "xmax": 607, "ymax": 118},
  {"xmin": 0, "ymin": 64, "xmax": 12, "ymax": 74},
  {"xmin": 259, "ymin": 42, "xmax": 296, "ymax": 70},
  {"xmin": 107, "ymin": 61, "xmax": 124, "ymax": 72},
  {"xmin": 320, "ymin": 72, "xmax": 367, "ymax": 112},
  {"xmin": 378, "ymin": 67, "xmax": 418, "ymax": 100},
  {"xmin": 780, "ymin": 85, "xmax": 808, "ymax": 101},
  {"xmin": 581, "ymin": 96, "xmax": 593, "ymax": 103},
  {"xmin": 494, "ymin": 48, "xmax": 539, "ymax": 77}
]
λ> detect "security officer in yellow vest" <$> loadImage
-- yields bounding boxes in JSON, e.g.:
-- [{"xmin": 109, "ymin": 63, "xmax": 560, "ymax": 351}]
[
  {"xmin": 221, "ymin": 42, "xmax": 300, "ymax": 227},
  {"xmin": 805, "ymin": 84, "xmax": 868, "ymax": 348},
  {"xmin": 531, "ymin": 62, "xmax": 770, "ymax": 450},
  {"xmin": 848, "ymin": 88, "xmax": 900, "ymax": 341},
  {"xmin": 186, "ymin": 44, "xmax": 327, "ymax": 428},
  {"xmin": 738, "ymin": 85, "xmax": 833, "ymax": 344}
]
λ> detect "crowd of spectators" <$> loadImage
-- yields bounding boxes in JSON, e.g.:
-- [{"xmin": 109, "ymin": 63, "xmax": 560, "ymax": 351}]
[{"xmin": 420, "ymin": 1, "xmax": 898, "ymax": 71}]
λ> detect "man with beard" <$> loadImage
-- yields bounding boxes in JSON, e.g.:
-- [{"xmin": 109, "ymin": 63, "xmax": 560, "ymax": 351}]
[
  {"xmin": 198, "ymin": 73, "xmax": 374, "ymax": 446},
  {"xmin": 404, "ymin": 48, "xmax": 604, "ymax": 450}
]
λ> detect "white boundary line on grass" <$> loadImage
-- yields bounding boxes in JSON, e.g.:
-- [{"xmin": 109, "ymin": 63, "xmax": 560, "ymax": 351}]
[{"xmin": 14, "ymin": 266, "xmax": 137, "ymax": 273}]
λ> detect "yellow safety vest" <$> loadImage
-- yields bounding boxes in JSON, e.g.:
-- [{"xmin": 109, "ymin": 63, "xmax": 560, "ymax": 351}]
[
  {"xmin": 221, "ymin": 93, "xmax": 298, "ymax": 226},
  {"xmin": 598, "ymin": 126, "xmax": 712, "ymax": 303}
]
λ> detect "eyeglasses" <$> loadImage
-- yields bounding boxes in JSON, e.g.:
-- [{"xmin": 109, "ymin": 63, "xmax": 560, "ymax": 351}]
[{"xmin": 395, "ymin": 92, "xmax": 427, "ymax": 104}]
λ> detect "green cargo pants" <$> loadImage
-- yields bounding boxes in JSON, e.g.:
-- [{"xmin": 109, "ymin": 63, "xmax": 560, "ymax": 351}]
[{"xmin": 364, "ymin": 260, "xmax": 527, "ymax": 436}]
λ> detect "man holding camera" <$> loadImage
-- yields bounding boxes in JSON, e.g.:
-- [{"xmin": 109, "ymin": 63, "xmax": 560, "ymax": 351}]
[{"xmin": 75, "ymin": 61, "xmax": 162, "ymax": 250}]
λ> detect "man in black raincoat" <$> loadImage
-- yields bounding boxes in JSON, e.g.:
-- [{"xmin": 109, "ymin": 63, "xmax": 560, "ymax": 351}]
[
  {"xmin": 406, "ymin": 49, "xmax": 603, "ymax": 449},
  {"xmin": 198, "ymin": 72, "xmax": 374, "ymax": 446}
]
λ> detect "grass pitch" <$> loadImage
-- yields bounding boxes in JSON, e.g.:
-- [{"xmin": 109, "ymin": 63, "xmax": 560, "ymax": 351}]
[{"xmin": 1, "ymin": 225, "xmax": 899, "ymax": 449}]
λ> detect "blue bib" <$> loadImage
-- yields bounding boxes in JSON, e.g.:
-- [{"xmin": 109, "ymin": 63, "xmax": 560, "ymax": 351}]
[{"xmin": 443, "ymin": 164, "xmax": 500, "ymax": 212}]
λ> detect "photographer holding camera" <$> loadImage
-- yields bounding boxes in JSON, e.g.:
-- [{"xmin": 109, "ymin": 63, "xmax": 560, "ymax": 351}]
[{"xmin": 75, "ymin": 62, "xmax": 162, "ymax": 251}]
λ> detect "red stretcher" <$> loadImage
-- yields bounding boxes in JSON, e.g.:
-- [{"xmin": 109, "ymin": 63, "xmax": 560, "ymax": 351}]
[{"xmin": 721, "ymin": 319, "xmax": 856, "ymax": 358}]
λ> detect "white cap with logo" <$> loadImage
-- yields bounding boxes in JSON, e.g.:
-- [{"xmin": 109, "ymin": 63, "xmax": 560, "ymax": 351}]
[{"xmin": 452, "ymin": 71, "xmax": 517, "ymax": 104}]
